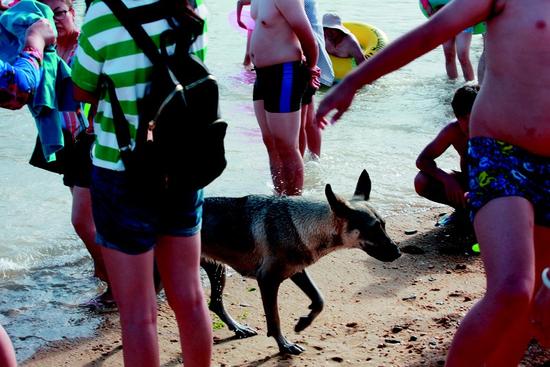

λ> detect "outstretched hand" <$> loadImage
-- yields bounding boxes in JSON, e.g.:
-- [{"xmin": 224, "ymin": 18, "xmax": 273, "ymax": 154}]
[{"xmin": 315, "ymin": 79, "xmax": 357, "ymax": 129}]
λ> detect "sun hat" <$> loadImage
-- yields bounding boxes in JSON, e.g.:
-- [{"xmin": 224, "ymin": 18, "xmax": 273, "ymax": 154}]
[{"xmin": 322, "ymin": 13, "xmax": 353, "ymax": 36}]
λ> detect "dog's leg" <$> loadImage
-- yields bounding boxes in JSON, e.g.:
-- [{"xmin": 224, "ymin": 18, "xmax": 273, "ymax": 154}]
[
  {"xmin": 257, "ymin": 271, "xmax": 305, "ymax": 355},
  {"xmin": 290, "ymin": 270, "xmax": 324, "ymax": 332},
  {"xmin": 202, "ymin": 260, "xmax": 258, "ymax": 338}
]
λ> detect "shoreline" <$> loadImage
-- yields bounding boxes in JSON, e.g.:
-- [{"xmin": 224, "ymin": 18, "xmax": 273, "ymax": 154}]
[{"xmin": 22, "ymin": 208, "xmax": 550, "ymax": 366}]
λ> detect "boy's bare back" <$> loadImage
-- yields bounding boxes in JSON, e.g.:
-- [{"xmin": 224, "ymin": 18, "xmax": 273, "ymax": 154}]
[
  {"xmin": 250, "ymin": 0, "xmax": 309, "ymax": 67},
  {"xmin": 473, "ymin": 0, "xmax": 550, "ymax": 155}
]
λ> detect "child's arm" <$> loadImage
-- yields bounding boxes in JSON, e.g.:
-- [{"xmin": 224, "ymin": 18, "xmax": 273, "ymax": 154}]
[
  {"xmin": 416, "ymin": 124, "xmax": 456, "ymax": 181},
  {"xmin": 316, "ymin": 0, "xmax": 493, "ymax": 124},
  {"xmin": 73, "ymin": 84, "xmax": 98, "ymax": 105},
  {"xmin": 236, "ymin": 0, "xmax": 251, "ymax": 30},
  {"xmin": 417, "ymin": 123, "xmax": 466, "ymax": 207},
  {"xmin": 346, "ymin": 36, "xmax": 366, "ymax": 66}
]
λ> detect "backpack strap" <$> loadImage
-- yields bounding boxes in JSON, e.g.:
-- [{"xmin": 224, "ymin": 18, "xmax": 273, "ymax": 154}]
[
  {"xmin": 102, "ymin": 0, "xmax": 165, "ymax": 66},
  {"xmin": 99, "ymin": 75, "xmax": 133, "ymax": 164},
  {"xmin": 101, "ymin": 0, "xmax": 167, "ymax": 166}
]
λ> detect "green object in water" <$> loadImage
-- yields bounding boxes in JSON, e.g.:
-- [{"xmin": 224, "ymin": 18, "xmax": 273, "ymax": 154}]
[{"xmin": 472, "ymin": 243, "xmax": 480, "ymax": 253}]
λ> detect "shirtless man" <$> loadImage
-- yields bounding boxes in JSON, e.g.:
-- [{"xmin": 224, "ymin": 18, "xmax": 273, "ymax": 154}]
[
  {"xmin": 316, "ymin": 0, "xmax": 550, "ymax": 365},
  {"xmin": 250, "ymin": 0, "xmax": 319, "ymax": 196},
  {"xmin": 322, "ymin": 13, "xmax": 365, "ymax": 66}
]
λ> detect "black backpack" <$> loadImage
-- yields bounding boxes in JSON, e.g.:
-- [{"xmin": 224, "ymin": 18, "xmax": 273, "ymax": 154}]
[{"xmin": 102, "ymin": 0, "xmax": 227, "ymax": 192}]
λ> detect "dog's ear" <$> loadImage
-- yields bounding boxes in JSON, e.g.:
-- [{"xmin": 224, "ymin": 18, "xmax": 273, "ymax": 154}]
[
  {"xmin": 326, "ymin": 184, "xmax": 352, "ymax": 216},
  {"xmin": 352, "ymin": 169, "xmax": 372, "ymax": 201}
]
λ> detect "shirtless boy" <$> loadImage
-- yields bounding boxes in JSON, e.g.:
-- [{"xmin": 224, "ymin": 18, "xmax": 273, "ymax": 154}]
[
  {"xmin": 316, "ymin": 0, "xmax": 550, "ymax": 365},
  {"xmin": 414, "ymin": 85, "xmax": 478, "ymax": 220},
  {"xmin": 250, "ymin": 0, "xmax": 319, "ymax": 196}
]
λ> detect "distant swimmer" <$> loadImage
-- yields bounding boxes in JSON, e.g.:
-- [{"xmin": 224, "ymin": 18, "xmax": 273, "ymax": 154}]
[{"xmin": 322, "ymin": 13, "xmax": 365, "ymax": 66}]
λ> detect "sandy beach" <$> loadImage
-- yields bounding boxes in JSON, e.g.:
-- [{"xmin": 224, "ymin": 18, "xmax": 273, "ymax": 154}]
[{"xmin": 21, "ymin": 208, "xmax": 550, "ymax": 366}]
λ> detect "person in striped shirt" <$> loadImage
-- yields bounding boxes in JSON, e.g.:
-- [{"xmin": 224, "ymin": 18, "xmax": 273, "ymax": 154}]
[{"xmin": 72, "ymin": 0, "xmax": 212, "ymax": 365}]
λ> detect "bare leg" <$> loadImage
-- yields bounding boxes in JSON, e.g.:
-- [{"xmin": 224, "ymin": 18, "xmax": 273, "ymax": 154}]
[
  {"xmin": 0, "ymin": 326, "xmax": 16, "ymax": 367},
  {"xmin": 265, "ymin": 110, "xmax": 304, "ymax": 196},
  {"xmin": 477, "ymin": 34, "xmax": 487, "ymax": 84},
  {"xmin": 304, "ymin": 97, "xmax": 322, "ymax": 158},
  {"xmin": 71, "ymin": 186, "xmax": 108, "ymax": 284},
  {"xmin": 299, "ymin": 103, "xmax": 308, "ymax": 157},
  {"xmin": 486, "ymin": 225, "xmax": 550, "ymax": 364},
  {"xmin": 414, "ymin": 171, "xmax": 465, "ymax": 210},
  {"xmin": 442, "ymin": 38, "xmax": 459, "ymax": 80},
  {"xmin": 446, "ymin": 197, "xmax": 536, "ymax": 367},
  {"xmin": 102, "ymin": 247, "xmax": 159, "ymax": 367},
  {"xmin": 243, "ymin": 30, "xmax": 253, "ymax": 70},
  {"xmin": 455, "ymin": 31, "xmax": 475, "ymax": 81},
  {"xmin": 254, "ymin": 100, "xmax": 284, "ymax": 193},
  {"xmin": 531, "ymin": 226, "xmax": 550, "ymax": 346},
  {"xmin": 156, "ymin": 234, "xmax": 212, "ymax": 367}
]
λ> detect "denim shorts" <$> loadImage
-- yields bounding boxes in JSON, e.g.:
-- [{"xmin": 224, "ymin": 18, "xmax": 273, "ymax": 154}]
[{"xmin": 90, "ymin": 166, "xmax": 203, "ymax": 255}]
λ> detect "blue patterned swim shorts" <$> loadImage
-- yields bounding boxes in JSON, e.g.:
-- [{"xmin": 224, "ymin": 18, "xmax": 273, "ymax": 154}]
[{"xmin": 468, "ymin": 137, "xmax": 550, "ymax": 226}]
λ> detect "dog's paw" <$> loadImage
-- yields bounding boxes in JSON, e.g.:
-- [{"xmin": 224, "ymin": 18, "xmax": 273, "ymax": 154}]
[
  {"xmin": 233, "ymin": 325, "xmax": 258, "ymax": 339},
  {"xmin": 294, "ymin": 316, "xmax": 313, "ymax": 333}
]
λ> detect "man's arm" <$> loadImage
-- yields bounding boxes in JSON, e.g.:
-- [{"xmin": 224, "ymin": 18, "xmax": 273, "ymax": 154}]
[{"xmin": 275, "ymin": 0, "xmax": 318, "ymax": 68}]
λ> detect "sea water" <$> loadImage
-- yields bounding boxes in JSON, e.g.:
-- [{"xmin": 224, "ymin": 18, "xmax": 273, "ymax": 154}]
[{"xmin": 0, "ymin": 0, "xmax": 483, "ymax": 361}]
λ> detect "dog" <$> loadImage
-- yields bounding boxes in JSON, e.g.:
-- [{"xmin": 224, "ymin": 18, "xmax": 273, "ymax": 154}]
[{"xmin": 200, "ymin": 169, "xmax": 401, "ymax": 355}]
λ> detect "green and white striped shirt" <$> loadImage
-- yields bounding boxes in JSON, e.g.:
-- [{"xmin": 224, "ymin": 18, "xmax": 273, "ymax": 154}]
[{"xmin": 72, "ymin": 0, "xmax": 208, "ymax": 171}]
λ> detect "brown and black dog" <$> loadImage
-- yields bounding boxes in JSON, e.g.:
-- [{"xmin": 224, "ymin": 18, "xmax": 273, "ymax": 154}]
[{"xmin": 200, "ymin": 170, "xmax": 401, "ymax": 354}]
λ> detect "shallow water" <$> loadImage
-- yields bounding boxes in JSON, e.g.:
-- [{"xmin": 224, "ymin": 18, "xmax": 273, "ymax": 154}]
[{"xmin": 0, "ymin": 0, "xmax": 483, "ymax": 361}]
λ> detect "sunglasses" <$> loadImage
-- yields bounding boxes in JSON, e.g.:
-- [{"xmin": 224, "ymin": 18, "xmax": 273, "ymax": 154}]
[{"xmin": 53, "ymin": 9, "xmax": 69, "ymax": 20}]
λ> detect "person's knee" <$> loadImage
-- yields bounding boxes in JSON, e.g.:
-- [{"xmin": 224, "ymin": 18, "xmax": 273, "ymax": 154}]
[
  {"xmin": 273, "ymin": 136, "xmax": 299, "ymax": 156},
  {"xmin": 119, "ymin": 302, "xmax": 157, "ymax": 328},
  {"xmin": 414, "ymin": 172, "xmax": 429, "ymax": 196},
  {"xmin": 489, "ymin": 278, "xmax": 534, "ymax": 312},
  {"xmin": 166, "ymin": 285, "xmax": 205, "ymax": 316},
  {"xmin": 457, "ymin": 49, "xmax": 471, "ymax": 65},
  {"xmin": 443, "ymin": 45, "xmax": 456, "ymax": 60}
]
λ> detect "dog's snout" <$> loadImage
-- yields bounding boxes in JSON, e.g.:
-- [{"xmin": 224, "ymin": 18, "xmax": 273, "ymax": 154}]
[
  {"xmin": 363, "ymin": 239, "xmax": 401, "ymax": 262},
  {"xmin": 381, "ymin": 246, "xmax": 401, "ymax": 262}
]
